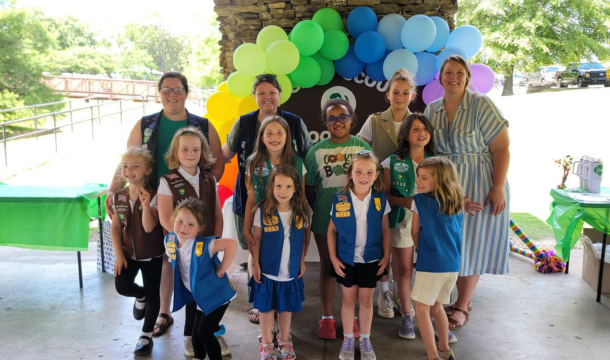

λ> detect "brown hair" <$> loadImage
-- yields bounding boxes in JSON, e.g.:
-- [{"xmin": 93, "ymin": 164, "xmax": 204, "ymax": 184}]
[
  {"xmin": 257, "ymin": 164, "xmax": 309, "ymax": 229},
  {"xmin": 170, "ymin": 197, "xmax": 207, "ymax": 228},
  {"xmin": 121, "ymin": 146, "xmax": 156, "ymax": 183},
  {"xmin": 416, "ymin": 157, "xmax": 464, "ymax": 216},
  {"xmin": 252, "ymin": 74, "xmax": 282, "ymax": 95},
  {"xmin": 245, "ymin": 116, "xmax": 294, "ymax": 190},
  {"xmin": 395, "ymin": 113, "xmax": 435, "ymax": 160},
  {"xmin": 320, "ymin": 98, "xmax": 357, "ymax": 130},
  {"xmin": 164, "ymin": 127, "xmax": 216, "ymax": 171},
  {"xmin": 439, "ymin": 55, "xmax": 472, "ymax": 89},
  {"xmin": 158, "ymin": 71, "xmax": 189, "ymax": 94},
  {"xmin": 340, "ymin": 150, "xmax": 385, "ymax": 194},
  {"xmin": 386, "ymin": 69, "xmax": 418, "ymax": 100}
]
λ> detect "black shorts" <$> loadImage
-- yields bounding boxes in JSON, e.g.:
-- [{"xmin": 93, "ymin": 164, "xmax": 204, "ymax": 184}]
[{"xmin": 329, "ymin": 260, "xmax": 388, "ymax": 288}]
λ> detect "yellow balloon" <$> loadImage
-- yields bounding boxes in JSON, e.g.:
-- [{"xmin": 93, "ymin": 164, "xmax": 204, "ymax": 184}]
[
  {"xmin": 206, "ymin": 91, "xmax": 238, "ymax": 123},
  {"xmin": 217, "ymin": 82, "xmax": 228, "ymax": 92},
  {"xmin": 238, "ymin": 95, "xmax": 258, "ymax": 116},
  {"xmin": 218, "ymin": 117, "xmax": 238, "ymax": 146}
]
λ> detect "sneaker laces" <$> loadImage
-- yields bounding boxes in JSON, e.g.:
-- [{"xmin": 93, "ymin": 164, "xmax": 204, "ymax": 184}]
[
  {"xmin": 341, "ymin": 338, "xmax": 355, "ymax": 352},
  {"xmin": 380, "ymin": 291, "xmax": 393, "ymax": 309},
  {"xmin": 403, "ymin": 313, "xmax": 414, "ymax": 328},
  {"xmin": 360, "ymin": 338, "xmax": 374, "ymax": 353}
]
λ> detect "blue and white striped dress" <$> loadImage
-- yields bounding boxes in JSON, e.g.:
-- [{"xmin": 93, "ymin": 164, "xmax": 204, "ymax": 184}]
[{"xmin": 425, "ymin": 91, "xmax": 510, "ymax": 276}]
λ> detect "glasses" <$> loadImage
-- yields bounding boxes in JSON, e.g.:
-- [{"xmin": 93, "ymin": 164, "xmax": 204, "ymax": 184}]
[
  {"xmin": 256, "ymin": 74, "xmax": 277, "ymax": 81},
  {"xmin": 324, "ymin": 114, "xmax": 352, "ymax": 126},
  {"xmin": 160, "ymin": 87, "xmax": 186, "ymax": 95}
]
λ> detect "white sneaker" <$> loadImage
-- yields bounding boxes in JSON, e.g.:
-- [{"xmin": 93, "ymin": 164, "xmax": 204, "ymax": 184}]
[
  {"xmin": 184, "ymin": 336, "xmax": 194, "ymax": 357},
  {"xmin": 377, "ymin": 290, "xmax": 395, "ymax": 319}
]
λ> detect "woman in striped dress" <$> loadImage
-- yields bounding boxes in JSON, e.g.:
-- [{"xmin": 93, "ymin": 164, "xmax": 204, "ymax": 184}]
[{"xmin": 424, "ymin": 55, "xmax": 510, "ymax": 330}]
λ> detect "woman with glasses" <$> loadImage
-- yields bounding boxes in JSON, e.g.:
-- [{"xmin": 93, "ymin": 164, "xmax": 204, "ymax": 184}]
[
  {"xmin": 304, "ymin": 98, "xmax": 372, "ymax": 340},
  {"xmin": 105, "ymin": 72, "xmax": 228, "ymax": 357},
  {"xmin": 221, "ymin": 74, "xmax": 312, "ymax": 325}
]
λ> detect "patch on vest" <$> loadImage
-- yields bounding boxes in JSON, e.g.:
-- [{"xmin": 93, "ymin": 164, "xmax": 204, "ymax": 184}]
[
  {"xmin": 119, "ymin": 213, "xmax": 124, "ymax": 220},
  {"xmin": 375, "ymin": 198, "xmax": 381, "ymax": 211},
  {"xmin": 167, "ymin": 174, "xmax": 179, "ymax": 180},
  {"xmin": 254, "ymin": 166, "xmax": 270, "ymax": 177},
  {"xmin": 178, "ymin": 188, "xmax": 185, "ymax": 195},
  {"xmin": 295, "ymin": 216, "xmax": 303, "ymax": 229},
  {"xmin": 166, "ymin": 241, "xmax": 176, "ymax": 255},
  {"xmin": 195, "ymin": 242, "xmax": 203, "ymax": 257},
  {"xmin": 264, "ymin": 226, "xmax": 279, "ymax": 232},
  {"xmin": 262, "ymin": 215, "xmax": 279, "ymax": 226},
  {"xmin": 335, "ymin": 201, "xmax": 351, "ymax": 212},
  {"xmin": 393, "ymin": 162, "xmax": 409, "ymax": 173},
  {"xmin": 336, "ymin": 211, "xmax": 350, "ymax": 218}
]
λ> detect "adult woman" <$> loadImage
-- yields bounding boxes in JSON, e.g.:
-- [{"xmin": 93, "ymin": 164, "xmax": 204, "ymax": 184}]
[
  {"xmin": 424, "ymin": 55, "xmax": 510, "ymax": 330},
  {"xmin": 105, "ymin": 72, "xmax": 226, "ymax": 355},
  {"xmin": 221, "ymin": 74, "xmax": 312, "ymax": 324}
]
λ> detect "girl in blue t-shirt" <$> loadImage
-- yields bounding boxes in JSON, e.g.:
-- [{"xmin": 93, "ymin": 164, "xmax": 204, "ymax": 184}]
[{"xmin": 410, "ymin": 156, "xmax": 465, "ymax": 360}]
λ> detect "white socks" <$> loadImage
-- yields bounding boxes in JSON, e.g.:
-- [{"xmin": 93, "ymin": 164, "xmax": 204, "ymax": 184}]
[
  {"xmin": 138, "ymin": 331, "xmax": 152, "ymax": 345},
  {"xmin": 322, "ymin": 315, "xmax": 334, "ymax": 320},
  {"xmin": 379, "ymin": 281, "xmax": 390, "ymax": 293},
  {"xmin": 135, "ymin": 297, "xmax": 146, "ymax": 310}
]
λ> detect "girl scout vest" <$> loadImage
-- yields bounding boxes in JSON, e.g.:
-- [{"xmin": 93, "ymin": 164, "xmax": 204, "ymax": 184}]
[
  {"xmin": 259, "ymin": 209, "xmax": 305, "ymax": 278},
  {"xmin": 331, "ymin": 191, "xmax": 387, "ymax": 266},
  {"xmin": 252, "ymin": 157, "xmax": 303, "ymax": 204},
  {"xmin": 369, "ymin": 107, "xmax": 411, "ymax": 163},
  {"xmin": 114, "ymin": 187, "xmax": 165, "ymax": 259},
  {"xmin": 166, "ymin": 234, "xmax": 237, "ymax": 315},
  {"xmin": 388, "ymin": 152, "xmax": 429, "ymax": 227},
  {"xmin": 161, "ymin": 169, "xmax": 216, "ymax": 236}
]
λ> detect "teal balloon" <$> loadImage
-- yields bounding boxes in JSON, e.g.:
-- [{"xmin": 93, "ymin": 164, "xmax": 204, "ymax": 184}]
[
  {"xmin": 436, "ymin": 46, "xmax": 469, "ymax": 70},
  {"xmin": 312, "ymin": 52, "xmax": 335, "ymax": 86},
  {"xmin": 426, "ymin": 16, "xmax": 449, "ymax": 53},
  {"xmin": 401, "ymin": 15, "xmax": 436, "ymax": 53},
  {"xmin": 313, "ymin": 8, "xmax": 343, "ymax": 32},
  {"xmin": 267, "ymin": 40, "xmax": 300, "ymax": 75},
  {"xmin": 414, "ymin": 52, "xmax": 437, "ymax": 86},
  {"xmin": 290, "ymin": 56, "xmax": 321, "ymax": 89},
  {"xmin": 383, "ymin": 49, "xmax": 418, "ymax": 80},
  {"xmin": 291, "ymin": 20, "xmax": 324, "ymax": 56},
  {"xmin": 320, "ymin": 30, "xmax": 349, "ymax": 60},
  {"xmin": 377, "ymin": 14, "xmax": 406, "ymax": 50},
  {"xmin": 233, "ymin": 43, "xmax": 266, "ymax": 77},
  {"xmin": 257, "ymin": 25, "xmax": 288, "ymax": 52},
  {"xmin": 445, "ymin": 25, "xmax": 482, "ymax": 58}
]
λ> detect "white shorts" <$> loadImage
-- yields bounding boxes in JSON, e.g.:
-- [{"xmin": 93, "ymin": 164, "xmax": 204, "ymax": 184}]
[
  {"xmin": 390, "ymin": 210, "xmax": 414, "ymax": 248},
  {"xmin": 411, "ymin": 271, "xmax": 458, "ymax": 306}
]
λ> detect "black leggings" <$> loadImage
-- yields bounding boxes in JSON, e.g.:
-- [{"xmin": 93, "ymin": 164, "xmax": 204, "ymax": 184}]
[
  {"xmin": 114, "ymin": 256, "xmax": 163, "ymax": 333},
  {"xmin": 192, "ymin": 303, "xmax": 230, "ymax": 360},
  {"xmin": 185, "ymin": 300, "xmax": 221, "ymax": 336}
]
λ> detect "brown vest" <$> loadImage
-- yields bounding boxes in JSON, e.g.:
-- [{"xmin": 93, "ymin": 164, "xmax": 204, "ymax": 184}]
[
  {"xmin": 114, "ymin": 187, "xmax": 165, "ymax": 259},
  {"xmin": 162, "ymin": 169, "xmax": 216, "ymax": 236},
  {"xmin": 369, "ymin": 107, "xmax": 411, "ymax": 162}
]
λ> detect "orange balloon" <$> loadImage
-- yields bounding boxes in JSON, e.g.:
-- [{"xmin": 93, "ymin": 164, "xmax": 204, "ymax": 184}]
[{"xmin": 219, "ymin": 155, "xmax": 238, "ymax": 190}]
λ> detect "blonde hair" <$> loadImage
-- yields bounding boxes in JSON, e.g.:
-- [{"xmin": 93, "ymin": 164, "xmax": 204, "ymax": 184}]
[
  {"xmin": 170, "ymin": 197, "xmax": 206, "ymax": 228},
  {"xmin": 416, "ymin": 157, "xmax": 464, "ymax": 216},
  {"xmin": 121, "ymin": 146, "xmax": 155, "ymax": 183},
  {"xmin": 340, "ymin": 150, "xmax": 385, "ymax": 194},
  {"xmin": 387, "ymin": 69, "xmax": 418, "ymax": 99},
  {"xmin": 256, "ymin": 164, "xmax": 309, "ymax": 230},
  {"xmin": 246, "ymin": 116, "xmax": 294, "ymax": 190},
  {"xmin": 439, "ymin": 55, "xmax": 472, "ymax": 89},
  {"xmin": 164, "ymin": 126, "xmax": 216, "ymax": 171}
]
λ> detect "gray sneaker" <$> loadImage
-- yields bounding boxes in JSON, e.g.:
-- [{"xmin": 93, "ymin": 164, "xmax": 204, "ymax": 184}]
[
  {"xmin": 377, "ymin": 290, "xmax": 395, "ymax": 318},
  {"xmin": 398, "ymin": 313, "xmax": 416, "ymax": 339},
  {"xmin": 184, "ymin": 336, "xmax": 194, "ymax": 357},
  {"xmin": 437, "ymin": 347, "xmax": 455, "ymax": 360},
  {"xmin": 217, "ymin": 335, "xmax": 231, "ymax": 356},
  {"xmin": 359, "ymin": 337, "xmax": 376, "ymax": 360},
  {"xmin": 339, "ymin": 337, "xmax": 355, "ymax": 360},
  {"xmin": 431, "ymin": 317, "xmax": 457, "ymax": 344}
]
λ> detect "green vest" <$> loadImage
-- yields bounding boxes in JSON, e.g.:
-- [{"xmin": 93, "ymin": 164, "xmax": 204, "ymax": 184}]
[
  {"xmin": 388, "ymin": 152, "xmax": 429, "ymax": 227},
  {"xmin": 253, "ymin": 156, "xmax": 303, "ymax": 204}
]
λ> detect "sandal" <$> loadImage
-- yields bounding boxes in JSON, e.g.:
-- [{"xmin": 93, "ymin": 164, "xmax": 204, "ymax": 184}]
[
  {"xmin": 249, "ymin": 308, "xmax": 260, "ymax": 324},
  {"xmin": 447, "ymin": 307, "xmax": 469, "ymax": 330},
  {"xmin": 318, "ymin": 318, "xmax": 336, "ymax": 340},
  {"xmin": 152, "ymin": 313, "xmax": 174, "ymax": 337},
  {"xmin": 260, "ymin": 342, "xmax": 277, "ymax": 360},
  {"xmin": 277, "ymin": 339, "xmax": 296, "ymax": 360},
  {"xmin": 444, "ymin": 302, "xmax": 472, "ymax": 316}
]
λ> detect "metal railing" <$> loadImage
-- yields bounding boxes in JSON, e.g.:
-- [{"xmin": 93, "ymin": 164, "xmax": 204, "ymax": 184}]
[{"xmin": 1, "ymin": 96, "xmax": 150, "ymax": 167}]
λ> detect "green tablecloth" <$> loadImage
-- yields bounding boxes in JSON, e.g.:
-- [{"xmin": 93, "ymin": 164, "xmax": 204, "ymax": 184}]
[
  {"xmin": 547, "ymin": 188, "xmax": 610, "ymax": 261},
  {"xmin": 0, "ymin": 183, "xmax": 107, "ymax": 251}
]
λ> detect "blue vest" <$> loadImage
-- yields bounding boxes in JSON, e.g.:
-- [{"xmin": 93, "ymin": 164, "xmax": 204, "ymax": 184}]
[
  {"xmin": 331, "ymin": 191, "xmax": 386, "ymax": 266},
  {"xmin": 166, "ymin": 234, "xmax": 237, "ymax": 315},
  {"xmin": 259, "ymin": 209, "xmax": 305, "ymax": 278},
  {"xmin": 413, "ymin": 194, "xmax": 463, "ymax": 273},
  {"xmin": 141, "ymin": 109, "xmax": 209, "ymax": 188},
  {"xmin": 233, "ymin": 109, "xmax": 306, "ymax": 217}
]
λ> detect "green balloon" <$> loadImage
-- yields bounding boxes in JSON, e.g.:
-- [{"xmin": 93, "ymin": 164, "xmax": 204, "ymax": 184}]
[
  {"xmin": 311, "ymin": 52, "xmax": 335, "ymax": 86},
  {"xmin": 291, "ymin": 20, "xmax": 324, "ymax": 57},
  {"xmin": 256, "ymin": 25, "xmax": 288, "ymax": 52},
  {"xmin": 266, "ymin": 40, "xmax": 300, "ymax": 75},
  {"xmin": 320, "ymin": 30, "xmax": 349, "ymax": 60},
  {"xmin": 312, "ymin": 8, "xmax": 343, "ymax": 32},
  {"xmin": 290, "ymin": 56, "xmax": 321, "ymax": 89},
  {"xmin": 233, "ymin": 43, "xmax": 266, "ymax": 77},
  {"xmin": 276, "ymin": 74, "xmax": 292, "ymax": 104},
  {"xmin": 227, "ymin": 71, "xmax": 255, "ymax": 98}
]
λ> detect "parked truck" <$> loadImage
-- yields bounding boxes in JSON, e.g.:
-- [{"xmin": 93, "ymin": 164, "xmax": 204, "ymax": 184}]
[{"xmin": 556, "ymin": 62, "xmax": 609, "ymax": 88}]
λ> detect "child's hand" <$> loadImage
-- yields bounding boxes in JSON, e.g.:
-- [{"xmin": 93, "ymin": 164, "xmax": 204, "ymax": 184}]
[
  {"xmin": 297, "ymin": 261, "xmax": 306, "ymax": 278},
  {"xmin": 215, "ymin": 266, "xmax": 226, "ymax": 278},
  {"xmin": 331, "ymin": 258, "xmax": 346, "ymax": 278},
  {"xmin": 114, "ymin": 255, "xmax": 128, "ymax": 276},
  {"xmin": 139, "ymin": 188, "xmax": 151, "ymax": 207},
  {"xmin": 464, "ymin": 195, "xmax": 483, "ymax": 216},
  {"xmin": 377, "ymin": 256, "xmax": 389, "ymax": 276},
  {"xmin": 253, "ymin": 263, "xmax": 262, "ymax": 284}
]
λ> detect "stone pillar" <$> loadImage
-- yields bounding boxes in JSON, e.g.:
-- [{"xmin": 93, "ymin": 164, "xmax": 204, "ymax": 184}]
[{"xmin": 214, "ymin": 0, "xmax": 458, "ymax": 78}]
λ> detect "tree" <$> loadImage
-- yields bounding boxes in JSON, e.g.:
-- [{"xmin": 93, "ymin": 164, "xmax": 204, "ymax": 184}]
[
  {"xmin": 50, "ymin": 47, "xmax": 115, "ymax": 76},
  {"xmin": 184, "ymin": 12, "xmax": 223, "ymax": 90},
  {"xmin": 458, "ymin": 0, "xmax": 610, "ymax": 95},
  {"xmin": 43, "ymin": 15, "xmax": 97, "ymax": 50}
]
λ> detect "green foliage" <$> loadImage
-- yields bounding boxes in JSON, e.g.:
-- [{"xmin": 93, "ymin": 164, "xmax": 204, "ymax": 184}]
[
  {"xmin": 114, "ymin": 48, "xmax": 159, "ymax": 81},
  {"xmin": 184, "ymin": 13, "xmax": 223, "ymax": 90},
  {"xmin": 50, "ymin": 47, "xmax": 115, "ymax": 76},
  {"xmin": 458, "ymin": 0, "xmax": 610, "ymax": 95},
  {"xmin": 43, "ymin": 15, "xmax": 97, "ymax": 50}
]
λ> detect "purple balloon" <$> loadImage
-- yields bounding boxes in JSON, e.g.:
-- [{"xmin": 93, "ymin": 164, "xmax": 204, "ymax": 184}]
[
  {"xmin": 422, "ymin": 79, "xmax": 445, "ymax": 105},
  {"xmin": 469, "ymin": 64, "xmax": 495, "ymax": 94}
]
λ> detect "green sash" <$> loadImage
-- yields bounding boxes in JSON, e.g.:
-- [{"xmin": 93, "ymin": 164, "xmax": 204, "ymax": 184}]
[
  {"xmin": 253, "ymin": 156, "xmax": 303, "ymax": 204},
  {"xmin": 388, "ymin": 153, "xmax": 429, "ymax": 227}
]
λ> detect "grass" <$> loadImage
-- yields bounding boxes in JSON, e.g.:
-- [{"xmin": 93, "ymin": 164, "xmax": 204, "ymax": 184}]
[{"xmin": 510, "ymin": 212, "xmax": 553, "ymax": 240}]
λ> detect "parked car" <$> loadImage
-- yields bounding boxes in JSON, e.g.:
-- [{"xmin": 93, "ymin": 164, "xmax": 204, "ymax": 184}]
[
  {"xmin": 513, "ymin": 73, "xmax": 527, "ymax": 86},
  {"xmin": 557, "ymin": 62, "xmax": 609, "ymax": 88},
  {"xmin": 527, "ymin": 66, "xmax": 561, "ymax": 86}
]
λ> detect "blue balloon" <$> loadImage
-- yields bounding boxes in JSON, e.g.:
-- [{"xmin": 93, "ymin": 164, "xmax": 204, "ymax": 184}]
[
  {"xmin": 377, "ymin": 14, "xmax": 406, "ymax": 50},
  {"xmin": 445, "ymin": 25, "xmax": 482, "ymax": 58},
  {"xmin": 383, "ymin": 49, "xmax": 418, "ymax": 81},
  {"xmin": 365, "ymin": 50, "xmax": 391, "ymax": 81},
  {"xmin": 335, "ymin": 44, "xmax": 365, "ymax": 79},
  {"xmin": 355, "ymin": 31, "xmax": 386, "ymax": 64},
  {"xmin": 426, "ymin": 16, "xmax": 449, "ymax": 53},
  {"xmin": 401, "ymin": 15, "xmax": 436, "ymax": 53},
  {"xmin": 347, "ymin": 6, "xmax": 378, "ymax": 39},
  {"xmin": 414, "ymin": 52, "xmax": 437, "ymax": 86},
  {"xmin": 436, "ymin": 47, "xmax": 469, "ymax": 70}
]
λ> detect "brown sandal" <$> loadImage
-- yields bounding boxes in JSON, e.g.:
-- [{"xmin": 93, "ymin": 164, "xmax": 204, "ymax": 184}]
[
  {"xmin": 444, "ymin": 302, "xmax": 472, "ymax": 316},
  {"xmin": 447, "ymin": 307, "xmax": 469, "ymax": 330},
  {"xmin": 152, "ymin": 313, "xmax": 174, "ymax": 337}
]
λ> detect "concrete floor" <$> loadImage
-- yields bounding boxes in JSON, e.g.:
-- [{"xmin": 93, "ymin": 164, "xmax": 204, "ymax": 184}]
[{"xmin": 1, "ymin": 243, "xmax": 609, "ymax": 360}]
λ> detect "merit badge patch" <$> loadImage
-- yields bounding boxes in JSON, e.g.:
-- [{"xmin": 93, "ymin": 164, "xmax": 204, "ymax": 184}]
[
  {"xmin": 119, "ymin": 213, "xmax": 124, "ymax": 220},
  {"xmin": 264, "ymin": 226, "xmax": 279, "ymax": 232},
  {"xmin": 338, "ymin": 195, "xmax": 347, "ymax": 202},
  {"xmin": 167, "ymin": 174, "xmax": 179, "ymax": 180},
  {"xmin": 394, "ymin": 162, "xmax": 409, "ymax": 173},
  {"xmin": 118, "ymin": 194, "xmax": 126, "ymax": 202},
  {"xmin": 166, "ymin": 241, "xmax": 176, "ymax": 255},
  {"xmin": 375, "ymin": 197, "xmax": 381, "ymax": 211},
  {"xmin": 336, "ymin": 211, "xmax": 350, "ymax": 218},
  {"xmin": 295, "ymin": 216, "xmax": 303, "ymax": 229},
  {"xmin": 178, "ymin": 188, "xmax": 185, "ymax": 196},
  {"xmin": 195, "ymin": 242, "xmax": 203, "ymax": 257},
  {"xmin": 262, "ymin": 215, "xmax": 280, "ymax": 226},
  {"xmin": 335, "ymin": 201, "xmax": 351, "ymax": 212}
]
